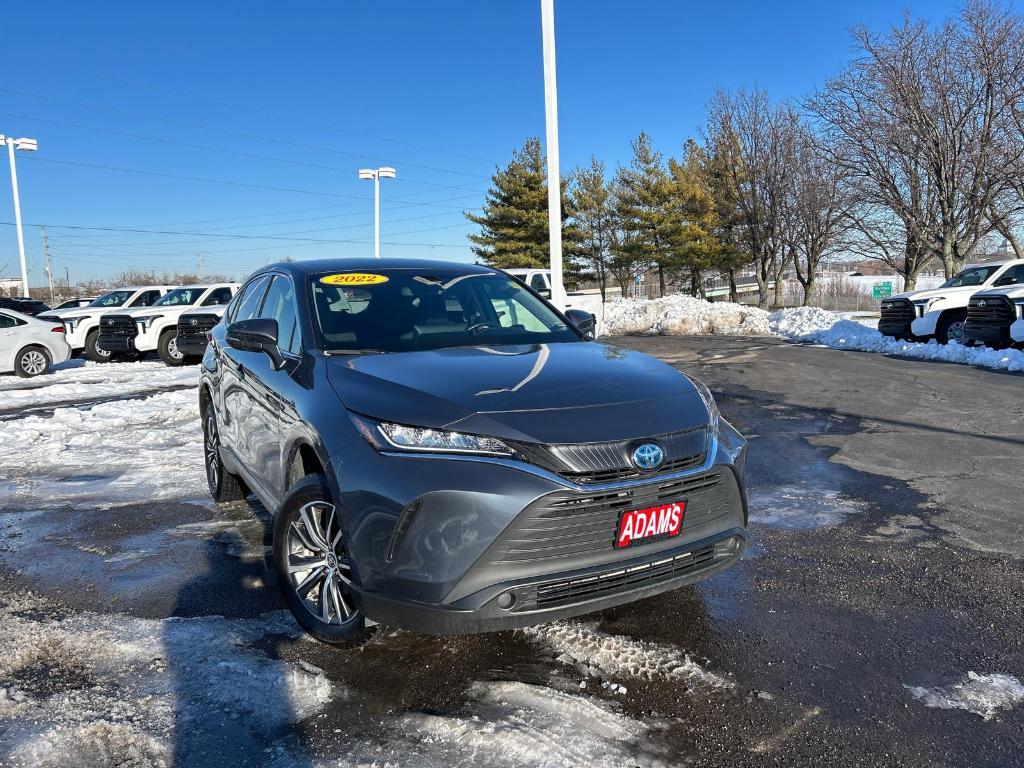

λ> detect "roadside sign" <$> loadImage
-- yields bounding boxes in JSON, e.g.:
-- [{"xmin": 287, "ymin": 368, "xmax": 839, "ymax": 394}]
[{"xmin": 872, "ymin": 282, "xmax": 893, "ymax": 300}]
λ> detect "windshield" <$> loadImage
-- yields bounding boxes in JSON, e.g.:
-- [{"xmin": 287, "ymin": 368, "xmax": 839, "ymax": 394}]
[
  {"xmin": 310, "ymin": 270, "xmax": 580, "ymax": 353},
  {"xmin": 154, "ymin": 288, "xmax": 203, "ymax": 307},
  {"xmin": 941, "ymin": 266, "xmax": 998, "ymax": 288},
  {"xmin": 88, "ymin": 290, "xmax": 134, "ymax": 308}
]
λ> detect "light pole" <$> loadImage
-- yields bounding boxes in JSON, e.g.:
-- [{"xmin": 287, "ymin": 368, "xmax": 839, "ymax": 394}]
[
  {"xmin": 540, "ymin": 0, "xmax": 565, "ymax": 311},
  {"xmin": 358, "ymin": 166, "xmax": 396, "ymax": 259},
  {"xmin": 1, "ymin": 135, "xmax": 38, "ymax": 297}
]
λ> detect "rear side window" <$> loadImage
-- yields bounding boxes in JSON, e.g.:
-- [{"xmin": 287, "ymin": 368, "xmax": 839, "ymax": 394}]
[
  {"xmin": 231, "ymin": 275, "xmax": 272, "ymax": 323},
  {"xmin": 529, "ymin": 273, "xmax": 548, "ymax": 292},
  {"xmin": 258, "ymin": 276, "xmax": 301, "ymax": 355},
  {"xmin": 0, "ymin": 313, "xmax": 21, "ymax": 328}
]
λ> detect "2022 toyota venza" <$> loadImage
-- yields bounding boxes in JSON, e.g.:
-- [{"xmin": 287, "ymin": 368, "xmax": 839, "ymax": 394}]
[{"xmin": 200, "ymin": 259, "xmax": 748, "ymax": 644}]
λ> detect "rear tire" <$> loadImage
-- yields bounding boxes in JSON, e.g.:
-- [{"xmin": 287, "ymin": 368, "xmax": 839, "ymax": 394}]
[
  {"xmin": 84, "ymin": 329, "xmax": 113, "ymax": 363},
  {"xmin": 14, "ymin": 346, "xmax": 50, "ymax": 377},
  {"xmin": 202, "ymin": 405, "xmax": 247, "ymax": 503},
  {"xmin": 157, "ymin": 329, "xmax": 185, "ymax": 366},
  {"xmin": 937, "ymin": 311, "xmax": 969, "ymax": 345},
  {"xmin": 273, "ymin": 475, "xmax": 373, "ymax": 646}
]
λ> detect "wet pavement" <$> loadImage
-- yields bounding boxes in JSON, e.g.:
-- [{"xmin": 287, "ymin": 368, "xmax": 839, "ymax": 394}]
[{"xmin": 0, "ymin": 337, "xmax": 1021, "ymax": 767}]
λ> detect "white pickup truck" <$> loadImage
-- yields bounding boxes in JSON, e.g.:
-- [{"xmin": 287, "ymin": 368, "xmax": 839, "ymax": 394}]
[
  {"xmin": 38, "ymin": 285, "xmax": 176, "ymax": 361},
  {"xmin": 503, "ymin": 268, "xmax": 605, "ymax": 324},
  {"xmin": 963, "ymin": 263, "xmax": 1024, "ymax": 348},
  {"xmin": 877, "ymin": 259, "xmax": 1024, "ymax": 344},
  {"xmin": 96, "ymin": 283, "xmax": 239, "ymax": 365}
]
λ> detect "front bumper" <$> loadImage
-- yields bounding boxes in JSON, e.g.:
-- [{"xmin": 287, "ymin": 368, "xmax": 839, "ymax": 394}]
[
  {"xmin": 964, "ymin": 321, "xmax": 1012, "ymax": 348},
  {"xmin": 911, "ymin": 311, "xmax": 941, "ymax": 338},
  {"xmin": 333, "ymin": 418, "xmax": 748, "ymax": 634},
  {"xmin": 1012, "ymin": 319, "xmax": 1024, "ymax": 343}
]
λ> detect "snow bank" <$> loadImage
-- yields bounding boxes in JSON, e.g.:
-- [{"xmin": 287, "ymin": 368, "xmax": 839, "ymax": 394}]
[
  {"xmin": 0, "ymin": 389, "xmax": 204, "ymax": 508},
  {"xmin": 0, "ymin": 360, "xmax": 198, "ymax": 411},
  {"xmin": 905, "ymin": 672, "xmax": 1024, "ymax": 720},
  {"xmin": 600, "ymin": 296, "xmax": 1024, "ymax": 374},
  {"xmin": 522, "ymin": 621, "xmax": 733, "ymax": 689}
]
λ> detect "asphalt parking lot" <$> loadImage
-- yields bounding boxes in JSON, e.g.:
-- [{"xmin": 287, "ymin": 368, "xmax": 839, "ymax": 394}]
[{"xmin": 0, "ymin": 337, "xmax": 1021, "ymax": 768}]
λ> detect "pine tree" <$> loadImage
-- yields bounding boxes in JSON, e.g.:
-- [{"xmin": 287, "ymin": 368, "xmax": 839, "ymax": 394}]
[
  {"xmin": 570, "ymin": 158, "xmax": 616, "ymax": 301},
  {"xmin": 465, "ymin": 138, "xmax": 575, "ymax": 270},
  {"xmin": 666, "ymin": 140, "xmax": 722, "ymax": 298}
]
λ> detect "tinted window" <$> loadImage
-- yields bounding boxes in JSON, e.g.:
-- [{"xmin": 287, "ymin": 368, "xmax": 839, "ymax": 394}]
[
  {"xmin": 993, "ymin": 265, "xmax": 1024, "ymax": 286},
  {"xmin": 529, "ymin": 273, "xmax": 548, "ymax": 292},
  {"xmin": 310, "ymin": 270, "xmax": 579, "ymax": 353},
  {"xmin": 130, "ymin": 290, "xmax": 163, "ymax": 307},
  {"xmin": 0, "ymin": 313, "xmax": 18, "ymax": 329},
  {"xmin": 204, "ymin": 286, "xmax": 234, "ymax": 306},
  {"xmin": 233, "ymin": 275, "xmax": 272, "ymax": 322},
  {"xmin": 941, "ymin": 266, "xmax": 999, "ymax": 288},
  {"xmin": 259, "ymin": 276, "xmax": 301, "ymax": 355}
]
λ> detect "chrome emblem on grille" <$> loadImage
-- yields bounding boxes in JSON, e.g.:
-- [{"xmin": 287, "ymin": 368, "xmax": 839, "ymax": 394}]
[
  {"xmin": 189, "ymin": 318, "xmax": 198, "ymax": 325},
  {"xmin": 978, "ymin": 300, "xmax": 987, "ymax": 307},
  {"xmin": 632, "ymin": 443, "xmax": 664, "ymax": 470}
]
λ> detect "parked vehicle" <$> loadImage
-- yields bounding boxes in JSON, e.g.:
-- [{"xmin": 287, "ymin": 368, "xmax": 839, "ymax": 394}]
[
  {"xmin": 878, "ymin": 260, "xmax": 1024, "ymax": 343},
  {"xmin": 504, "ymin": 268, "xmax": 605, "ymax": 324},
  {"xmin": 0, "ymin": 308, "xmax": 70, "ymax": 377},
  {"xmin": 97, "ymin": 283, "xmax": 239, "ymax": 365},
  {"xmin": 963, "ymin": 264, "xmax": 1024, "ymax": 347},
  {"xmin": 38, "ymin": 285, "xmax": 176, "ymax": 361},
  {"xmin": 200, "ymin": 259, "xmax": 747, "ymax": 644},
  {"xmin": 0, "ymin": 297, "xmax": 52, "ymax": 317},
  {"xmin": 50, "ymin": 297, "xmax": 98, "ymax": 311},
  {"xmin": 175, "ymin": 303, "xmax": 230, "ymax": 358}
]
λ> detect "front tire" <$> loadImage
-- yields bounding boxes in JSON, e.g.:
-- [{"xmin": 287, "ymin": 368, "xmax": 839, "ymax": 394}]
[
  {"xmin": 157, "ymin": 329, "xmax": 185, "ymax": 366},
  {"xmin": 14, "ymin": 346, "xmax": 50, "ymax": 377},
  {"xmin": 84, "ymin": 329, "xmax": 112, "ymax": 363},
  {"xmin": 202, "ymin": 406, "xmax": 247, "ymax": 502},
  {"xmin": 273, "ymin": 475, "xmax": 373, "ymax": 646},
  {"xmin": 937, "ymin": 311, "xmax": 968, "ymax": 345}
]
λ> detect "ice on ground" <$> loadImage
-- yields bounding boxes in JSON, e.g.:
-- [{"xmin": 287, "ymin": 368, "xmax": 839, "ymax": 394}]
[
  {"xmin": 523, "ymin": 621, "xmax": 733, "ymax": 689},
  {"xmin": 0, "ymin": 591, "xmax": 333, "ymax": 768},
  {"xmin": 0, "ymin": 360, "xmax": 198, "ymax": 410},
  {"xmin": 600, "ymin": 296, "xmax": 1024, "ymax": 373},
  {"xmin": 0, "ymin": 389, "xmax": 203, "ymax": 508},
  {"xmin": 905, "ymin": 672, "xmax": 1024, "ymax": 720},
  {"xmin": 748, "ymin": 485, "xmax": 864, "ymax": 530}
]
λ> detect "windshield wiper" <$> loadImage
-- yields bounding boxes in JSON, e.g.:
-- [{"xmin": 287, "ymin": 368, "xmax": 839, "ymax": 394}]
[{"xmin": 323, "ymin": 348, "xmax": 389, "ymax": 356}]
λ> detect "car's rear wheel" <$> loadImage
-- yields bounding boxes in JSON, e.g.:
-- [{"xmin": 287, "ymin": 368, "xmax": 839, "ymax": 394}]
[
  {"xmin": 202, "ymin": 406, "xmax": 247, "ymax": 502},
  {"xmin": 937, "ymin": 311, "xmax": 969, "ymax": 345},
  {"xmin": 158, "ymin": 329, "xmax": 185, "ymax": 366},
  {"xmin": 14, "ymin": 346, "xmax": 50, "ymax": 378},
  {"xmin": 84, "ymin": 329, "xmax": 112, "ymax": 363},
  {"xmin": 273, "ymin": 475, "xmax": 373, "ymax": 646}
]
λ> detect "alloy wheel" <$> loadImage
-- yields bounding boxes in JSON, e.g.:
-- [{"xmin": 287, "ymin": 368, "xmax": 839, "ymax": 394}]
[
  {"xmin": 168, "ymin": 336, "xmax": 183, "ymax": 360},
  {"xmin": 949, "ymin": 320, "xmax": 967, "ymax": 344},
  {"xmin": 287, "ymin": 501, "xmax": 356, "ymax": 626},
  {"xmin": 204, "ymin": 412, "xmax": 220, "ymax": 489},
  {"xmin": 20, "ymin": 350, "xmax": 47, "ymax": 376}
]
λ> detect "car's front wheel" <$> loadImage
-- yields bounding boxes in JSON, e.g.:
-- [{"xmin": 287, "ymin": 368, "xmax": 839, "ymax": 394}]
[
  {"xmin": 158, "ymin": 329, "xmax": 185, "ymax": 366},
  {"xmin": 273, "ymin": 475, "xmax": 373, "ymax": 645},
  {"xmin": 937, "ymin": 311, "xmax": 969, "ymax": 345},
  {"xmin": 84, "ymin": 329, "xmax": 112, "ymax": 363}
]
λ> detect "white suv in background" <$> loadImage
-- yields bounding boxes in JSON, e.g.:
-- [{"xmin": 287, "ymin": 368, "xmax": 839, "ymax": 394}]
[
  {"xmin": 963, "ymin": 263, "xmax": 1024, "ymax": 348},
  {"xmin": 878, "ymin": 260, "xmax": 1024, "ymax": 344},
  {"xmin": 39, "ymin": 285, "xmax": 176, "ymax": 361},
  {"xmin": 96, "ymin": 283, "xmax": 239, "ymax": 365}
]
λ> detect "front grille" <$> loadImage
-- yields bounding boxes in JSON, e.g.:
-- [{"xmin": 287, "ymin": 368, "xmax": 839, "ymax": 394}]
[
  {"xmin": 176, "ymin": 313, "xmax": 219, "ymax": 346},
  {"xmin": 509, "ymin": 426, "xmax": 707, "ymax": 484},
  {"xmin": 100, "ymin": 314, "xmax": 137, "ymax": 338},
  {"xmin": 513, "ymin": 543, "xmax": 717, "ymax": 611},
  {"xmin": 879, "ymin": 299, "xmax": 915, "ymax": 325},
  {"xmin": 482, "ymin": 469, "xmax": 739, "ymax": 566},
  {"xmin": 966, "ymin": 296, "xmax": 1015, "ymax": 327}
]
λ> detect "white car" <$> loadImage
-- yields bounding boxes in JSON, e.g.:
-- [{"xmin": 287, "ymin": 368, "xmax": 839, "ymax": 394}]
[
  {"xmin": 962, "ymin": 263, "xmax": 1024, "ymax": 347},
  {"xmin": 503, "ymin": 268, "xmax": 604, "ymax": 324},
  {"xmin": 51, "ymin": 296, "xmax": 98, "ymax": 311},
  {"xmin": 96, "ymin": 283, "xmax": 239, "ymax": 365},
  {"xmin": 878, "ymin": 260, "xmax": 1024, "ymax": 344},
  {"xmin": 0, "ymin": 308, "xmax": 71, "ymax": 377},
  {"xmin": 39, "ymin": 285, "xmax": 176, "ymax": 361}
]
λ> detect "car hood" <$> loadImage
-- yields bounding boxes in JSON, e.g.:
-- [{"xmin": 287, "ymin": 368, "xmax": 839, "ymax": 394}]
[
  {"xmin": 44, "ymin": 306, "xmax": 111, "ymax": 320},
  {"xmin": 325, "ymin": 342, "xmax": 710, "ymax": 444},
  {"xmin": 890, "ymin": 285, "xmax": 975, "ymax": 302},
  {"xmin": 973, "ymin": 286, "xmax": 1024, "ymax": 300},
  {"xmin": 181, "ymin": 304, "xmax": 226, "ymax": 317},
  {"xmin": 103, "ymin": 305, "xmax": 194, "ymax": 318}
]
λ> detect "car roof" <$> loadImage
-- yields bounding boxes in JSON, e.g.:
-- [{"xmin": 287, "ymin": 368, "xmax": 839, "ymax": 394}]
[
  {"xmin": 259, "ymin": 258, "xmax": 495, "ymax": 280},
  {"xmin": 966, "ymin": 259, "xmax": 1024, "ymax": 269}
]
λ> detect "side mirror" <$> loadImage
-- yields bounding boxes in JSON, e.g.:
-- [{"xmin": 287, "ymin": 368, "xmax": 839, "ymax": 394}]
[
  {"xmin": 538, "ymin": 288, "xmax": 552, "ymax": 299},
  {"xmin": 226, "ymin": 318, "xmax": 285, "ymax": 370},
  {"xmin": 565, "ymin": 308, "xmax": 597, "ymax": 339}
]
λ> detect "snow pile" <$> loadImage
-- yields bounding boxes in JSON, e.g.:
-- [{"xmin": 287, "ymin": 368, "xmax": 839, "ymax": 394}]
[
  {"xmin": 768, "ymin": 306, "xmax": 841, "ymax": 338},
  {"xmin": 522, "ymin": 621, "xmax": 733, "ymax": 689},
  {"xmin": 905, "ymin": 672, "xmax": 1024, "ymax": 720},
  {"xmin": 0, "ymin": 591, "xmax": 334, "ymax": 767},
  {"xmin": 0, "ymin": 360, "xmax": 199, "ymax": 411},
  {"xmin": 602, "ymin": 295, "xmax": 771, "ymax": 337},
  {"xmin": 0, "ymin": 389, "xmax": 204, "ymax": 508}
]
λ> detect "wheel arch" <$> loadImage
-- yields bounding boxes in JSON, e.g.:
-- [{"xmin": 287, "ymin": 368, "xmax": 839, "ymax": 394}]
[{"xmin": 285, "ymin": 439, "xmax": 328, "ymax": 488}]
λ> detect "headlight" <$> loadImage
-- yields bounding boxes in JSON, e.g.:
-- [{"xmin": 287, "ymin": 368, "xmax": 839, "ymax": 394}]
[
  {"xmin": 912, "ymin": 296, "xmax": 945, "ymax": 314},
  {"xmin": 1014, "ymin": 299, "xmax": 1024, "ymax": 319},
  {"xmin": 135, "ymin": 314, "xmax": 163, "ymax": 330},
  {"xmin": 65, "ymin": 316, "xmax": 87, "ymax": 331},
  {"xmin": 689, "ymin": 377, "xmax": 721, "ymax": 433},
  {"xmin": 351, "ymin": 414, "xmax": 514, "ymax": 456}
]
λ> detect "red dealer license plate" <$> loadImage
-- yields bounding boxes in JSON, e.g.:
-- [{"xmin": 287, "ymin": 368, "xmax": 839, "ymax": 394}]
[{"xmin": 615, "ymin": 501, "xmax": 686, "ymax": 548}]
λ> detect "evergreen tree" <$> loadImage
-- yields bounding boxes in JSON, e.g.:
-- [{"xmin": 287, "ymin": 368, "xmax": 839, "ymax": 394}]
[
  {"xmin": 666, "ymin": 140, "xmax": 721, "ymax": 298},
  {"xmin": 466, "ymin": 138, "xmax": 575, "ymax": 270},
  {"xmin": 570, "ymin": 158, "xmax": 616, "ymax": 301}
]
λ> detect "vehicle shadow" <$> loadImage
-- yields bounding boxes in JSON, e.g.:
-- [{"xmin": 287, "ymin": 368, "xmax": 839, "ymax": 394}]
[{"xmin": 166, "ymin": 496, "xmax": 316, "ymax": 767}]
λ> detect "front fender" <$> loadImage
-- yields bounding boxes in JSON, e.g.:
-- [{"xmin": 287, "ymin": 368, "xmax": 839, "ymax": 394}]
[{"xmin": 911, "ymin": 309, "xmax": 943, "ymax": 337}]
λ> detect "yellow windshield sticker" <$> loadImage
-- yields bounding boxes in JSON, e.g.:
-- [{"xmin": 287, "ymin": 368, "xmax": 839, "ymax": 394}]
[{"xmin": 320, "ymin": 273, "xmax": 389, "ymax": 286}]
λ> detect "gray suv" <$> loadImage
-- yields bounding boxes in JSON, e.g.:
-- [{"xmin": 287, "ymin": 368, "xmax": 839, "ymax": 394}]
[{"xmin": 200, "ymin": 258, "xmax": 748, "ymax": 644}]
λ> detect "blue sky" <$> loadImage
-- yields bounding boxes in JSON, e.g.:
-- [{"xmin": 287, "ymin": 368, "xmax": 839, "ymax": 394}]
[{"xmin": 0, "ymin": 0, "xmax": 971, "ymax": 285}]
